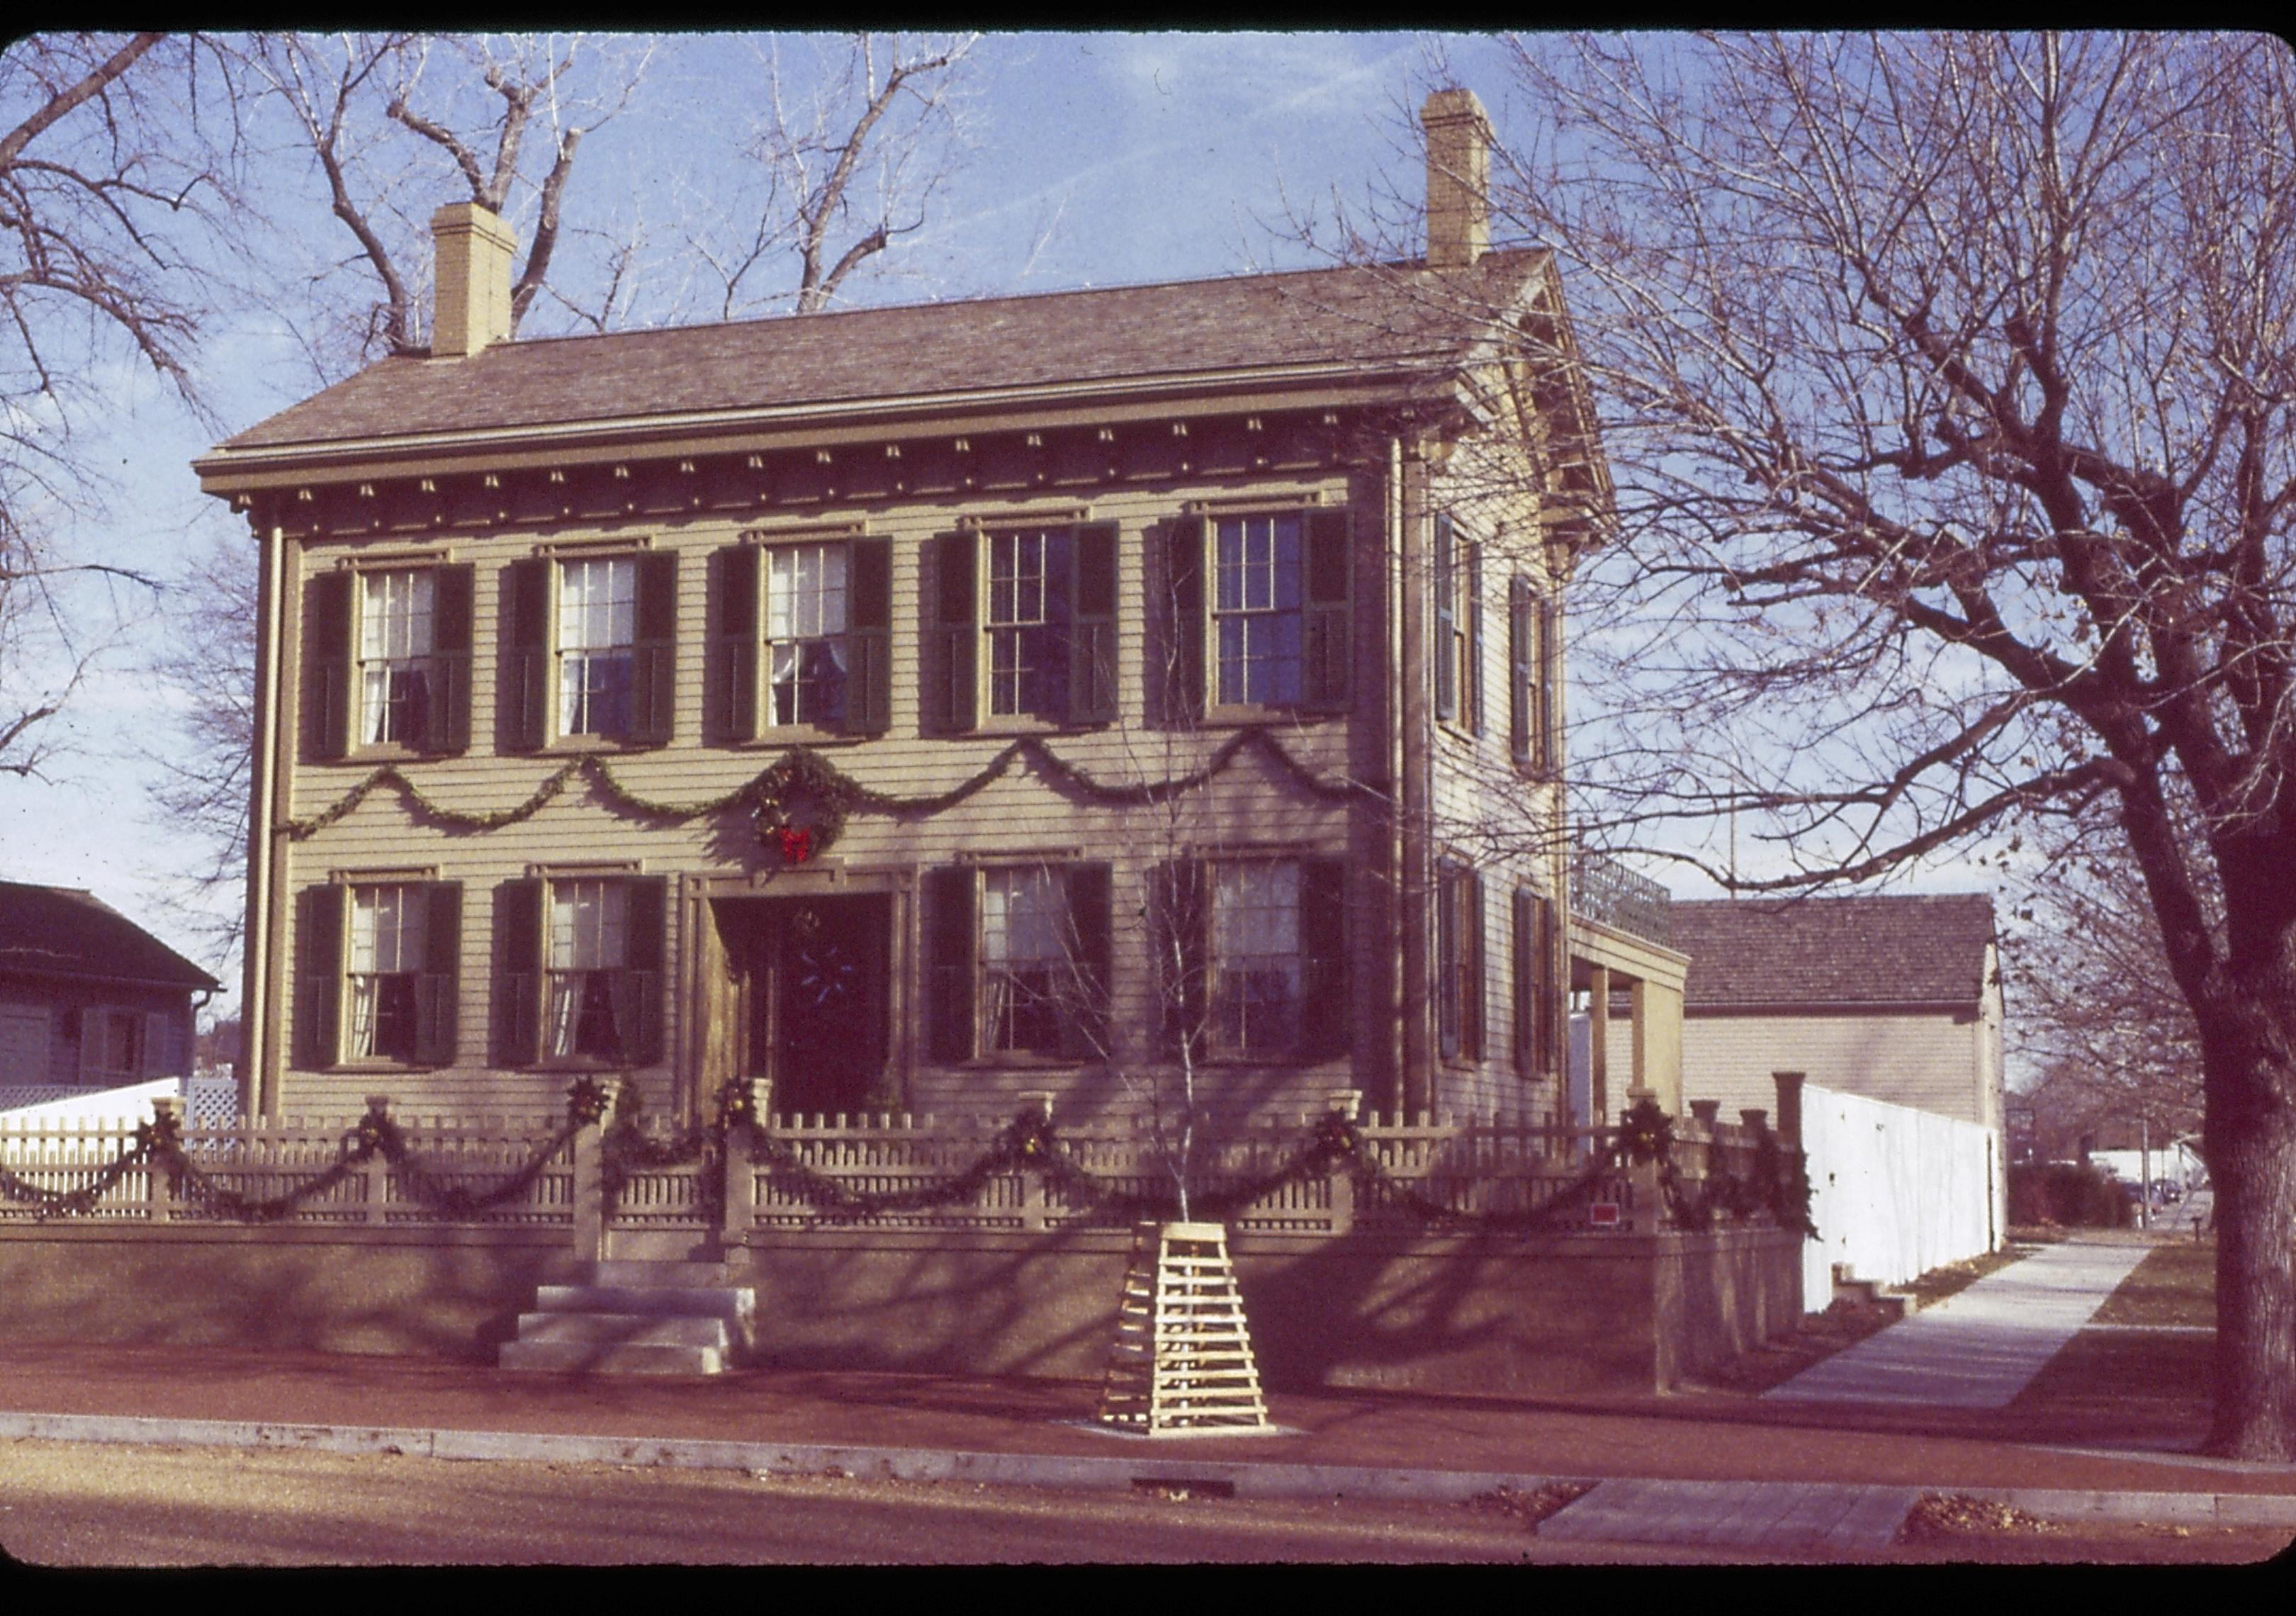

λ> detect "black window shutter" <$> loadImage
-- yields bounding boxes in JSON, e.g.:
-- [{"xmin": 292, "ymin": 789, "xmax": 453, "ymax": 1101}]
[
  {"xmin": 1305, "ymin": 510, "xmax": 1352, "ymax": 710},
  {"xmin": 1433, "ymin": 515, "xmax": 1456, "ymax": 723},
  {"xmin": 632, "ymin": 551, "xmax": 679, "ymax": 746},
  {"xmin": 1509, "ymin": 577, "xmax": 1533, "ymax": 769},
  {"xmin": 417, "ymin": 881, "xmax": 461, "ymax": 1067},
  {"xmin": 625, "ymin": 877, "xmax": 669, "ymax": 1064},
  {"xmin": 293, "ymin": 883, "xmax": 345, "ymax": 1070},
  {"xmin": 1300, "ymin": 860, "xmax": 1349, "ymax": 1061},
  {"xmin": 709, "ymin": 544, "xmax": 760, "ymax": 744},
  {"xmin": 1467, "ymin": 542, "xmax": 1486, "ymax": 739},
  {"xmin": 1465, "ymin": 870, "xmax": 1486, "ymax": 1060},
  {"xmin": 925, "ymin": 865, "xmax": 975, "ymax": 1061},
  {"xmin": 926, "ymin": 532, "xmax": 977, "ymax": 733},
  {"xmin": 1069, "ymin": 524, "xmax": 1118, "ymax": 724},
  {"xmin": 493, "ymin": 877, "xmax": 544, "ymax": 1067},
  {"xmin": 1512, "ymin": 887, "xmax": 1533, "ymax": 1073},
  {"xmin": 1534, "ymin": 892, "xmax": 1558, "ymax": 1076},
  {"xmin": 1162, "ymin": 518, "xmax": 1205, "ymax": 722},
  {"xmin": 500, "ymin": 559, "xmax": 551, "ymax": 752},
  {"xmin": 1436, "ymin": 865, "xmax": 1461, "ymax": 1060},
  {"xmin": 430, "ymin": 563, "xmax": 475, "ymax": 754},
  {"xmin": 304, "ymin": 570, "xmax": 354, "ymax": 761},
  {"xmin": 848, "ymin": 537, "xmax": 893, "ymax": 734},
  {"xmin": 1538, "ymin": 593, "xmax": 1561, "ymax": 773},
  {"xmin": 1061, "ymin": 863, "xmax": 1113, "ymax": 1057},
  {"xmin": 1150, "ymin": 859, "xmax": 1207, "ymax": 1059}
]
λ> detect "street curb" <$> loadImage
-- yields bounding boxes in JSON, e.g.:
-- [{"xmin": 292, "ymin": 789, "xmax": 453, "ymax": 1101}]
[{"xmin": 6, "ymin": 1410, "xmax": 2296, "ymax": 1529}]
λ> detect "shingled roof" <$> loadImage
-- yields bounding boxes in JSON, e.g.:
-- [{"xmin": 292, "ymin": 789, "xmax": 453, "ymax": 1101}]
[
  {"xmin": 1670, "ymin": 894, "xmax": 1996, "ymax": 1011},
  {"xmin": 214, "ymin": 250, "xmax": 1548, "ymax": 454},
  {"xmin": 0, "ymin": 882, "xmax": 221, "ymax": 991}
]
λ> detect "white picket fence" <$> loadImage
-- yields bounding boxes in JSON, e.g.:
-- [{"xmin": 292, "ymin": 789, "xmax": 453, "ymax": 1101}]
[{"xmin": 1799, "ymin": 1081, "xmax": 1998, "ymax": 1308}]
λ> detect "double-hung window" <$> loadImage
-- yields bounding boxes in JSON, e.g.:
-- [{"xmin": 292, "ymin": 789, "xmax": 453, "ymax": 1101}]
[
  {"xmin": 1512, "ymin": 886, "xmax": 1557, "ymax": 1075},
  {"xmin": 768, "ymin": 544, "xmax": 850, "ymax": 725},
  {"xmin": 709, "ymin": 538, "xmax": 889, "ymax": 739},
  {"xmin": 347, "ymin": 884, "xmax": 426, "ymax": 1063},
  {"xmin": 1164, "ymin": 509, "xmax": 1351, "ymax": 720},
  {"xmin": 987, "ymin": 529, "xmax": 1072, "ymax": 721},
  {"xmin": 303, "ymin": 564, "xmax": 473, "ymax": 760},
  {"xmin": 1434, "ymin": 516, "xmax": 1485, "ymax": 736},
  {"xmin": 558, "ymin": 557, "xmax": 636, "ymax": 739},
  {"xmin": 925, "ymin": 525, "xmax": 1115, "ymax": 731},
  {"xmin": 1209, "ymin": 862, "xmax": 1302, "ymax": 1055},
  {"xmin": 360, "ymin": 571, "xmax": 436, "ymax": 748},
  {"xmin": 1152, "ymin": 858, "xmax": 1349, "ymax": 1063},
  {"xmin": 924, "ymin": 863, "xmax": 1110, "ymax": 1062},
  {"xmin": 494, "ymin": 874, "xmax": 668, "ymax": 1067},
  {"xmin": 293, "ymin": 880, "xmax": 461, "ymax": 1069},
  {"xmin": 502, "ymin": 551, "xmax": 677, "ymax": 750},
  {"xmin": 1436, "ymin": 861, "xmax": 1486, "ymax": 1062},
  {"xmin": 1214, "ymin": 516, "xmax": 1303, "ymax": 707}
]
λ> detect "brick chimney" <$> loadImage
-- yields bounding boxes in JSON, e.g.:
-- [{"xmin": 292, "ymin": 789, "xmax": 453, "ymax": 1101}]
[
  {"xmin": 1422, "ymin": 88, "xmax": 1492, "ymax": 269},
  {"xmin": 430, "ymin": 201, "xmax": 517, "ymax": 357}
]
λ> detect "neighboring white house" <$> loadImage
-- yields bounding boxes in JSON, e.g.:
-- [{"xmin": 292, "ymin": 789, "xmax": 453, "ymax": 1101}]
[{"xmin": 1670, "ymin": 893, "xmax": 2007, "ymax": 1303}]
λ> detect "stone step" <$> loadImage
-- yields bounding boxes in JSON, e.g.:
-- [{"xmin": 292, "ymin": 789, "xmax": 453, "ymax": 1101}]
[
  {"xmin": 514, "ymin": 1313, "xmax": 731, "ymax": 1350},
  {"xmin": 532, "ymin": 1284, "xmax": 755, "ymax": 1323},
  {"xmin": 590, "ymin": 1259, "xmax": 735, "ymax": 1289},
  {"xmin": 500, "ymin": 1338, "xmax": 724, "ymax": 1375}
]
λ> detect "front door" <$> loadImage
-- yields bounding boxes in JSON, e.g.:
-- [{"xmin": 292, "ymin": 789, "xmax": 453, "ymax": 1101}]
[{"xmin": 724, "ymin": 896, "xmax": 889, "ymax": 1116}]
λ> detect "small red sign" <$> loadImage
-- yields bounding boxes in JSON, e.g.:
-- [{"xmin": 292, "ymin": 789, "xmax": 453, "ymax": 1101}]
[{"xmin": 1589, "ymin": 1201, "xmax": 1621, "ymax": 1229}]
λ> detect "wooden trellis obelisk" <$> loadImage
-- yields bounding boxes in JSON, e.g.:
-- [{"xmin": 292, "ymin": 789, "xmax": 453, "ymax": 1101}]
[{"xmin": 1097, "ymin": 1221, "xmax": 1271, "ymax": 1433}]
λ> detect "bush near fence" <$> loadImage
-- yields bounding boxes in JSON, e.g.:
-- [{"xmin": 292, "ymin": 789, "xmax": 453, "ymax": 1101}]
[{"xmin": 2008, "ymin": 1162, "xmax": 2133, "ymax": 1228}]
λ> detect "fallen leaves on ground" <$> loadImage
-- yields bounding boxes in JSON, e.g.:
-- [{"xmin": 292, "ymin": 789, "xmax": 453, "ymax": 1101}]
[
  {"xmin": 1466, "ymin": 1481, "xmax": 1596, "ymax": 1529},
  {"xmin": 1900, "ymin": 1493, "xmax": 2059, "ymax": 1539}
]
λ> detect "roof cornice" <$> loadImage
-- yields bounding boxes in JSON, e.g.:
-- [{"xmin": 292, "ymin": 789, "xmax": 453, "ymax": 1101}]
[{"xmin": 193, "ymin": 357, "xmax": 1468, "ymax": 494}]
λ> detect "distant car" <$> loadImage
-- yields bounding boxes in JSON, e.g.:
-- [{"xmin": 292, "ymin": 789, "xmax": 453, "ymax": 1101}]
[{"xmin": 2153, "ymin": 1179, "xmax": 2182, "ymax": 1205}]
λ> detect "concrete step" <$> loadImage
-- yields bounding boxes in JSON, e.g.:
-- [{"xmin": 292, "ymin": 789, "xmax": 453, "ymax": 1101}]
[
  {"xmin": 514, "ymin": 1313, "xmax": 731, "ymax": 1350},
  {"xmin": 500, "ymin": 1339, "xmax": 724, "ymax": 1375},
  {"xmin": 532, "ymin": 1284, "xmax": 755, "ymax": 1323},
  {"xmin": 590, "ymin": 1259, "xmax": 735, "ymax": 1289}
]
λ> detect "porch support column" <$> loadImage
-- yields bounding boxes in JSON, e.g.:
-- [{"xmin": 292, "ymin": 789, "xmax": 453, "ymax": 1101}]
[
  {"xmin": 1626, "ymin": 977, "xmax": 1651, "ymax": 1103},
  {"xmin": 1587, "ymin": 965, "xmax": 1611, "ymax": 1125}
]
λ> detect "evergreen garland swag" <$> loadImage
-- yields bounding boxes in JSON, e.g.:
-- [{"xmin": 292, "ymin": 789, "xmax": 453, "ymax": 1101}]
[{"xmin": 282, "ymin": 728, "xmax": 1358, "ymax": 855}]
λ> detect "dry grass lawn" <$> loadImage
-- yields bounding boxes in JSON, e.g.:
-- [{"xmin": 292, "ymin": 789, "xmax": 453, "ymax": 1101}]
[{"xmin": 2092, "ymin": 1240, "xmax": 2217, "ymax": 1328}]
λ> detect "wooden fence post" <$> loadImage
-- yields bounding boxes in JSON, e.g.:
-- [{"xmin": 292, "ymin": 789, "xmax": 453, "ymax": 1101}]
[
  {"xmin": 147, "ymin": 1095, "xmax": 180, "ymax": 1225},
  {"xmin": 571, "ymin": 1077, "xmax": 622, "ymax": 1265},
  {"xmin": 1020, "ymin": 1091, "xmax": 1052, "ymax": 1233},
  {"xmin": 1326, "ymin": 1090, "xmax": 1360, "ymax": 1235},
  {"xmin": 721, "ymin": 1077, "xmax": 768, "ymax": 1246},
  {"xmin": 363, "ymin": 1094, "xmax": 392, "ymax": 1225}
]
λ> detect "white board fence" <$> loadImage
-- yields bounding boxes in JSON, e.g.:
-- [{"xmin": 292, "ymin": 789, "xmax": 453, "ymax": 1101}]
[{"xmin": 1800, "ymin": 1081, "xmax": 1999, "ymax": 1310}]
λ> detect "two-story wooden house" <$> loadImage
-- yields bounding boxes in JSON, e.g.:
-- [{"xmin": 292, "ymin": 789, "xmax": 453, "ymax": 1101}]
[{"xmin": 197, "ymin": 91, "xmax": 1626, "ymax": 1133}]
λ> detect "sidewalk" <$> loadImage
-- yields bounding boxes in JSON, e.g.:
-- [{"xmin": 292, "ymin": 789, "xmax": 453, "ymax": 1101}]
[{"xmin": 2, "ymin": 1232, "xmax": 2290, "ymax": 1555}]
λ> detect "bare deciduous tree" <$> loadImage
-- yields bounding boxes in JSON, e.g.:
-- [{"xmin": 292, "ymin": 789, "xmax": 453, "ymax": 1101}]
[
  {"xmin": 240, "ymin": 31, "xmax": 655, "ymax": 373},
  {"xmin": 0, "ymin": 31, "xmax": 241, "ymax": 780},
  {"xmin": 692, "ymin": 33, "xmax": 976, "ymax": 320},
  {"xmin": 1385, "ymin": 33, "xmax": 2296, "ymax": 1457}
]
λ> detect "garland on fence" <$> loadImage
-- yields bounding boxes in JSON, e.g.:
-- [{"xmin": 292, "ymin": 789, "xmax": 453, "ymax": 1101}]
[
  {"xmin": 6, "ymin": 1081, "xmax": 1811, "ymax": 1237},
  {"xmin": 281, "ymin": 728, "xmax": 1359, "ymax": 858},
  {"xmin": 0, "ymin": 1093, "xmax": 593, "ymax": 1224},
  {"xmin": 1623, "ymin": 1096, "xmax": 1817, "ymax": 1238}
]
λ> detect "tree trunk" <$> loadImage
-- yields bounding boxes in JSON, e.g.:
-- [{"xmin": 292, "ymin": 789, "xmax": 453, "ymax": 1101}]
[{"xmin": 2201, "ymin": 1027, "xmax": 2296, "ymax": 1460}]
